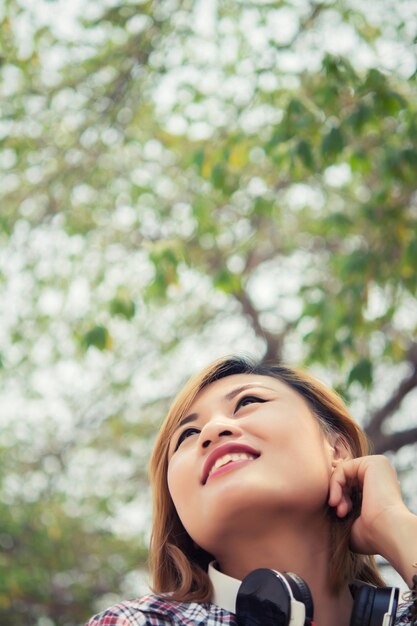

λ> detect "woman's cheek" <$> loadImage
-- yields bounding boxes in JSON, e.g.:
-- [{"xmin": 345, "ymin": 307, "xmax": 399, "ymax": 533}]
[{"xmin": 167, "ymin": 460, "xmax": 189, "ymax": 509}]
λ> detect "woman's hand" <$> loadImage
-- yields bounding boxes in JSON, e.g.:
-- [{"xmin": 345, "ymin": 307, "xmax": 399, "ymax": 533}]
[
  {"xmin": 328, "ymin": 455, "xmax": 417, "ymax": 587},
  {"xmin": 328, "ymin": 455, "xmax": 403, "ymax": 553}
]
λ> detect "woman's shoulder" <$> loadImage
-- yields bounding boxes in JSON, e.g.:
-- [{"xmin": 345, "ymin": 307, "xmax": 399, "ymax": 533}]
[{"xmin": 85, "ymin": 593, "xmax": 237, "ymax": 625}]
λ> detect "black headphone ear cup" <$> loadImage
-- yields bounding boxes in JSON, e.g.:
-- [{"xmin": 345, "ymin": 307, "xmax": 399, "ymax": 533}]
[
  {"xmin": 236, "ymin": 569, "xmax": 292, "ymax": 626},
  {"xmin": 350, "ymin": 585, "xmax": 375, "ymax": 626},
  {"xmin": 283, "ymin": 573, "xmax": 314, "ymax": 623}
]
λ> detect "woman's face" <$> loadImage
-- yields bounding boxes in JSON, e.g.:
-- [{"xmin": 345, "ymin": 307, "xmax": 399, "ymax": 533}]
[{"xmin": 166, "ymin": 373, "xmax": 339, "ymax": 554}]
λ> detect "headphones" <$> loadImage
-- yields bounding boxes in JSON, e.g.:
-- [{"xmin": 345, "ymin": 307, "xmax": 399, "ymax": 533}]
[{"xmin": 236, "ymin": 569, "xmax": 399, "ymax": 626}]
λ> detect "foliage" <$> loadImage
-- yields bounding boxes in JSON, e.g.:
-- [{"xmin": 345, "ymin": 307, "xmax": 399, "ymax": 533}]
[{"xmin": 1, "ymin": 0, "xmax": 417, "ymax": 623}]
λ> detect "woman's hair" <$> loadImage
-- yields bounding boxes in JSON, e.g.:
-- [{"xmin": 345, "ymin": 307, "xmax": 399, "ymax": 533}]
[{"xmin": 149, "ymin": 355, "xmax": 385, "ymax": 602}]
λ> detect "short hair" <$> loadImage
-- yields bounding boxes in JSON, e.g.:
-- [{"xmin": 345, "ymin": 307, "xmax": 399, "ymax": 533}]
[{"xmin": 149, "ymin": 355, "xmax": 384, "ymax": 601}]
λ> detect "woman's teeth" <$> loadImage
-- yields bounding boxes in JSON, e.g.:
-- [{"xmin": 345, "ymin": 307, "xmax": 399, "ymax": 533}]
[{"xmin": 208, "ymin": 452, "xmax": 255, "ymax": 477}]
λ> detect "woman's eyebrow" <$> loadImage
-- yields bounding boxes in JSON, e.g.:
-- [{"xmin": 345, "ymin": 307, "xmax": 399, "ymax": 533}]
[
  {"xmin": 173, "ymin": 383, "xmax": 275, "ymax": 434},
  {"xmin": 175, "ymin": 413, "xmax": 198, "ymax": 432},
  {"xmin": 224, "ymin": 383, "xmax": 275, "ymax": 401}
]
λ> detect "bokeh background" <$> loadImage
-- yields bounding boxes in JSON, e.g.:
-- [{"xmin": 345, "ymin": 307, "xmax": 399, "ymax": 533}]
[{"xmin": 1, "ymin": 0, "xmax": 417, "ymax": 624}]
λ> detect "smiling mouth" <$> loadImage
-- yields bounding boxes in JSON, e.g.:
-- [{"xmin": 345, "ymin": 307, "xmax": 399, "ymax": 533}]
[{"xmin": 205, "ymin": 452, "xmax": 258, "ymax": 484}]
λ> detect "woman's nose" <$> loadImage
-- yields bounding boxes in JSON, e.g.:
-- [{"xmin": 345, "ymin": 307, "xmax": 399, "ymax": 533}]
[{"xmin": 199, "ymin": 417, "xmax": 242, "ymax": 449}]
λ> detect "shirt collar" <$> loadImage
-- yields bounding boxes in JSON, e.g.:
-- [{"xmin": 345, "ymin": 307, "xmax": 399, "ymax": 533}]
[{"xmin": 208, "ymin": 561, "xmax": 241, "ymax": 614}]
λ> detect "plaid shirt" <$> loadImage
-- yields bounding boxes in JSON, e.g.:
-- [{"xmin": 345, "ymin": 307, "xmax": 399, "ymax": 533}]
[{"xmin": 86, "ymin": 594, "xmax": 415, "ymax": 625}]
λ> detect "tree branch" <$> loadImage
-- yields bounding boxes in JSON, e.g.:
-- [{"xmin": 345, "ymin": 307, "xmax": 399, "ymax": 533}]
[
  {"xmin": 366, "ymin": 345, "xmax": 417, "ymax": 441},
  {"xmin": 369, "ymin": 425, "xmax": 417, "ymax": 455},
  {"xmin": 234, "ymin": 291, "xmax": 286, "ymax": 361}
]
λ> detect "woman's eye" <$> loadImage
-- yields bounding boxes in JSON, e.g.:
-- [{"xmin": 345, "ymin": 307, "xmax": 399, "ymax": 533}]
[
  {"xmin": 235, "ymin": 395, "xmax": 266, "ymax": 412},
  {"xmin": 175, "ymin": 427, "xmax": 200, "ymax": 451}
]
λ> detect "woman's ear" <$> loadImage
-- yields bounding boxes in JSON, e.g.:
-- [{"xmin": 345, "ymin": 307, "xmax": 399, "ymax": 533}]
[{"xmin": 330, "ymin": 435, "xmax": 352, "ymax": 463}]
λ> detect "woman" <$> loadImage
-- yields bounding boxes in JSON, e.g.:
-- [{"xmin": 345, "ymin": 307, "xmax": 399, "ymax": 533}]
[{"xmin": 86, "ymin": 356, "xmax": 417, "ymax": 626}]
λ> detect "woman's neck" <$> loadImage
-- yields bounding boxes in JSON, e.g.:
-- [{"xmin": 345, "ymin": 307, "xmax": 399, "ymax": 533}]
[{"xmin": 213, "ymin": 515, "xmax": 353, "ymax": 626}]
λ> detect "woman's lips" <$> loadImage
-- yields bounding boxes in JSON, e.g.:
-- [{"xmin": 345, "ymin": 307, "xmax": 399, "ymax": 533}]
[{"xmin": 201, "ymin": 443, "xmax": 260, "ymax": 485}]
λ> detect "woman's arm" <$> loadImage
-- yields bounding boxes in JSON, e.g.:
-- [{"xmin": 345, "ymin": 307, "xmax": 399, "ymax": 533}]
[{"xmin": 328, "ymin": 454, "xmax": 417, "ymax": 588}]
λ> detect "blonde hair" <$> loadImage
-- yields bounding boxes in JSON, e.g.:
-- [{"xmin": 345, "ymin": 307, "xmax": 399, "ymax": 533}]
[{"xmin": 149, "ymin": 356, "xmax": 385, "ymax": 601}]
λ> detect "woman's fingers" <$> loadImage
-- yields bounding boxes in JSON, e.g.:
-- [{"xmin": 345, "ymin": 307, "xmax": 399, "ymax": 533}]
[
  {"xmin": 328, "ymin": 455, "xmax": 399, "ymax": 514},
  {"xmin": 328, "ymin": 456, "xmax": 406, "ymax": 551},
  {"xmin": 328, "ymin": 459, "xmax": 358, "ymax": 517}
]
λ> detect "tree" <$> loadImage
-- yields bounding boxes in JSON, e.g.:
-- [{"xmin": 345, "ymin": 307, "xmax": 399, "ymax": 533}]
[{"xmin": 1, "ymin": 0, "xmax": 416, "ymax": 623}]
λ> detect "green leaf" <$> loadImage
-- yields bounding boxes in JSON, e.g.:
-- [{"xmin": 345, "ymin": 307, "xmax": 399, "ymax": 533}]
[
  {"xmin": 403, "ymin": 238, "xmax": 417, "ymax": 288},
  {"xmin": 401, "ymin": 148, "xmax": 417, "ymax": 168},
  {"xmin": 213, "ymin": 268, "xmax": 241, "ymax": 294},
  {"xmin": 109, "ymin": 292, "xmax": 136, "ymax": 320},
  {"xmin": 347, "ymin": 358, "xmax": 373, "ymax": 388},
  {"xmin": 323, "ymin": 212, "xmax": 353, "ymax": 230},
  {"xmin": 365, "ymin": 68, "xmax": 386, "ymax": 90},
  {"xmin": 322, "ymin": 54, "xmax": 356, "ymax": 83},
  {"xmin": 287, "ymin": 98, "xmax": 306, "ymax": 116},
  {"xmin": 321, "ymin": 126, "xmax": 344, "ymax": 158},
  {"xmin": 377, "ymin": 90, "xmax": 406, "ymax": 115},
  {"xmin": 349, "ymin": 148, "xmax": 371, "ymax": 173},
  {"xmin": 193, "ymin": 149, "xmax": 205, "ymax": 174},
  {"xmin": 296, "ymin": 139, "xmax": 314, "ymax": 169},
  {"xmin": 211, "ymin": 163, "xmax": 226, "ymax": 189},
  {"xmin": 347, "ymin": 103, "xmax": 372, "ymax": 133},
  {"xmin": 82, "ymin": 325, "xmax": 112, "ymax": 351}
]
